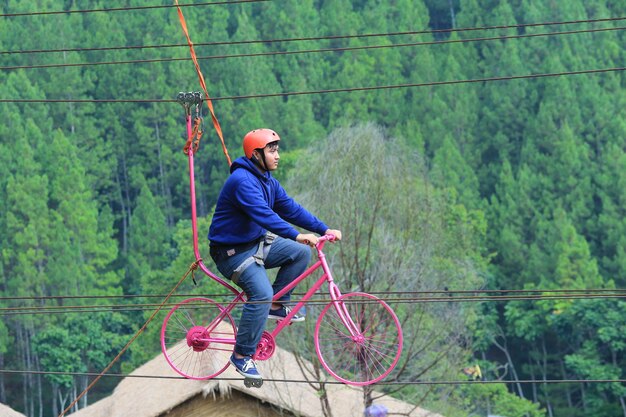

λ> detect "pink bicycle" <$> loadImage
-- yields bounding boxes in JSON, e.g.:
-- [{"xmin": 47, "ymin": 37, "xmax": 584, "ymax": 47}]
[{"xmin": 161, "ymin": 93, "xmax": 403, "ymax": 387}]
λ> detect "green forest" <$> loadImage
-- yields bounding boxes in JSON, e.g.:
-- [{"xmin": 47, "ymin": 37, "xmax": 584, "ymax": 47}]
[{"xmin": 1, "ymin": 1, "xmax": 625, "ymax": 416}]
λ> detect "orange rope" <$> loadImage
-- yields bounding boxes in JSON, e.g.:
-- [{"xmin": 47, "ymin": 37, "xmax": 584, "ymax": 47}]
[
  {"xmin": 58, "ymin": 260, "xmax": 200, "ymax": 417},
  {"xmin": 175, "ymin": 0, "xmax": 232, "ymax": 166},
  {"xmin": 183, "ymin": 116, "xmax": 203, "ymax": 155}
]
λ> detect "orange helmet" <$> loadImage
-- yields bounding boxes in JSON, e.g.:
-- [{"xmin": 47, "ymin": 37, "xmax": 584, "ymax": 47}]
[{"xmin": 243, "ymin": 128, "xmax": 280, "ymax": 158}]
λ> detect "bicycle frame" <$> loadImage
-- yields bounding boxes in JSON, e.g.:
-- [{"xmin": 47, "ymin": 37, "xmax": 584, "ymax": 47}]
[
  {"xmin": 197, "ymin": 236, "xmax": 361, "ymax": 350},
  {"xmin": 268, "ymin": 237, "xmax": 360, "ymax": 340}
]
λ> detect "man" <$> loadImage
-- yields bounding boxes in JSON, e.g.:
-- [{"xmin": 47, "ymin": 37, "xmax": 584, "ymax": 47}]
[{"xmin": 209, "ymin": 128, "xmax": 342, "ymax": 381}]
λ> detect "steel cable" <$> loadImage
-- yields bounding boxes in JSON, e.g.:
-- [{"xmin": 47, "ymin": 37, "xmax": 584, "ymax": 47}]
[
  {"xmin": 0, "ymin": 369, "xmax": 623, "ymax": 386},
  {"xmin": 2, "ymin": 290, "xmax": 624, "ymax": 316},
  {"xmin": 1, "ymin": 16, "xmax": 623, "ymax": 56},
  {"xmin": 2, "ymin": 26, "xmax": 624, "ymax": 71},
  {"xmin": 0, "ymin": 0, "xmax": 269, "ymax": 18},
  {"xmin": 2, "ymin": 287, "xmax": 624, "ymax": 301},
  {"xmin": 0, "ymin": 66, "xmax": 624, "ymax": 104}
]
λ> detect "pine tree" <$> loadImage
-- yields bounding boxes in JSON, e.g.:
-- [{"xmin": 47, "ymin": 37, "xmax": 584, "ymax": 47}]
[
  {"xmin": 430, "ymin": 134, "xmax": 480, "ymax": 205},
  {"xmin": 471, "ymin": 2, "xmax": 532, "ymax": 195},
  {"xmin": 128, "ymin": 180, "xmax": 170, "ymax": 295},
  {"xmin": 487, "ymin": 159, "xmax": 528, "ymax": 289}
]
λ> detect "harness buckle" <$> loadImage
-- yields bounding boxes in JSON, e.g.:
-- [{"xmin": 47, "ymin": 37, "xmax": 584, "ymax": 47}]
[{"xmin": 231, "ymin": 232, "xmax": 277, "ymax": 283}]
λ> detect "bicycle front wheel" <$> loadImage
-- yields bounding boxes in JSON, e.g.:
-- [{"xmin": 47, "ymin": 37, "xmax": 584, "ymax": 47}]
[
  {"xmin": 161, "ymin": 297, "xmax": 236, "ymax": 380},
  {"xmin": 315, "ymin": 292, "xmax": 403, "ymax": 385}
]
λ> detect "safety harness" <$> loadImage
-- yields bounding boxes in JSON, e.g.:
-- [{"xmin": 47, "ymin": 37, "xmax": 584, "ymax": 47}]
[{"xmin": 228, "ymin": 232, "xmax": 277, "ymax": 284}]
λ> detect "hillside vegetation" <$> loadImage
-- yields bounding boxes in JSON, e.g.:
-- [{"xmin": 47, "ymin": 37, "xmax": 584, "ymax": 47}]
[{"xmin": 1, "ymin": 1, "xmax": 624, "ymax": 416}]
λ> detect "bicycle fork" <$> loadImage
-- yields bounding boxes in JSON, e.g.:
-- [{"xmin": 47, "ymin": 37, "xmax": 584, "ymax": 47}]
[{"xmin": 326, "ymin": 276, "xmax": 364, "ymax": 344}]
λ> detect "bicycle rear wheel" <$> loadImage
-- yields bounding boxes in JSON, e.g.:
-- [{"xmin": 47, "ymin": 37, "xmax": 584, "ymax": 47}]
[
  {"xmin": 161, "ymin": 297, "xmax": 236, "ymax": 380},
  {"xmin": 315, "ymin": 292, "xmax": 403, "ymax": 385}
]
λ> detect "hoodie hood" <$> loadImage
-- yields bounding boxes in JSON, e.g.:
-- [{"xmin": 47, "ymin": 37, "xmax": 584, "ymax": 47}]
[{"xmin": 230, "ymin": 156, "xmax": 270, "ymax": 181}]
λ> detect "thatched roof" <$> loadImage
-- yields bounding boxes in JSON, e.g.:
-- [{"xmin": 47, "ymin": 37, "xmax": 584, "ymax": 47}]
[
  {"xmin": 0, "ymin": 402, "xmax": 27, "ymax": 417},
  {"xmin": 71, "ymin": 338, "xmax": 442, "ymax": 417}
]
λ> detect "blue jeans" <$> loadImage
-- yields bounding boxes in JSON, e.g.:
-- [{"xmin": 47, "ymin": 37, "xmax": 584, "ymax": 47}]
[{"xmin": 212, "ymin": 237, "xmax": 311, "ymax": 356}]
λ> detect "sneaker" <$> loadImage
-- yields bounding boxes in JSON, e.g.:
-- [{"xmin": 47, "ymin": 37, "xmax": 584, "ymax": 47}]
[
  {"xmin": 230, "ymin": 354, "xmax": 262, "ymax": 379},
  {"xmin": 268, "ymin": 305, "xmax": 305, "ymax": 322}
]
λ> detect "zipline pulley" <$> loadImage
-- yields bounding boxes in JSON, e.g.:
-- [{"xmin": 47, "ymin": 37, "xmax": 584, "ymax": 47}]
[
  {"xmin": 177, "ymin": 91, "xmax": 203, "ymax": 116},
  {"xmin": 178, "ymin": 91, "xmax": 204, "ymax": 155}
]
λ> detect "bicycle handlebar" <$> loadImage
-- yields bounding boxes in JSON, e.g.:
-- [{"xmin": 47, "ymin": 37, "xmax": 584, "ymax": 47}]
[
  {"xmin": 315, "ymin": 234, "xmax": 336, "ymax": 250},
  {"xmin": 320, "ymin": 234, "xmax": 336, "ymax": 242}
]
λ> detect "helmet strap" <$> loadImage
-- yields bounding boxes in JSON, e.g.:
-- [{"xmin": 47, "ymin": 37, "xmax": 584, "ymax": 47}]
[{"xmin": 251, "ymin": 149, "xmax": 268, "ymax": 172}]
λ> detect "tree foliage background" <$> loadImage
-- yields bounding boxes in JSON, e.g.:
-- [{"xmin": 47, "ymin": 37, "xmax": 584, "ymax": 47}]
[{"xmin": 1, "ymin": 1, "xmax": 625, "ymax": 416}]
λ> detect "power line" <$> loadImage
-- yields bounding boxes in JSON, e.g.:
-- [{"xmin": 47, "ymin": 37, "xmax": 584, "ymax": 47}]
[
  {"xmin": 2, "ymin": 290, "xmax": 624, "ymax": 305},
  {"xmin": 0, "ymin": 369, "xmax": 623, "ymax": 386},
  {"xmin": 1, "ymin": 287, "xmax": 623, "ymax": 301},
  {"xmin": 2, "ymin": 16, "xmax": 624, "ymax": 55},
  {"xmin": 0, "ymin": 0, "xmax": 269, "ymax": 18},
  {"xmin": 1, "ymin": 66, "xmax": 623, "ymax": 104},
  {"xmin": 212, "ymin": 66, "xmax": 626, "ymax": 101},
  {"xmin": 2, "ymin": 291, "xmax": 624, "ymax": 316},
  {"xmin": 2, "ymin": 25, "xmax": 624, "ymax": 71}
]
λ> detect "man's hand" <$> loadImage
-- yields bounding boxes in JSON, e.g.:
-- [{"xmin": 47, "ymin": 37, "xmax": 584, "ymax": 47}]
[
  {"xmin": 296, "ymin": 233, "xmax": 319, "ymax": 247},
  {"xmin": 324, "ymin": 229, "xmax": 342, "ymax": 241}
]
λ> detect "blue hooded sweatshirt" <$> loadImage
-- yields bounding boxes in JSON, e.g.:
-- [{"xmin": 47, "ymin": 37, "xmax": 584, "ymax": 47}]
[{"xmin": 208, "ymin": 156, "xmax": 329, "ymax": 246}]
